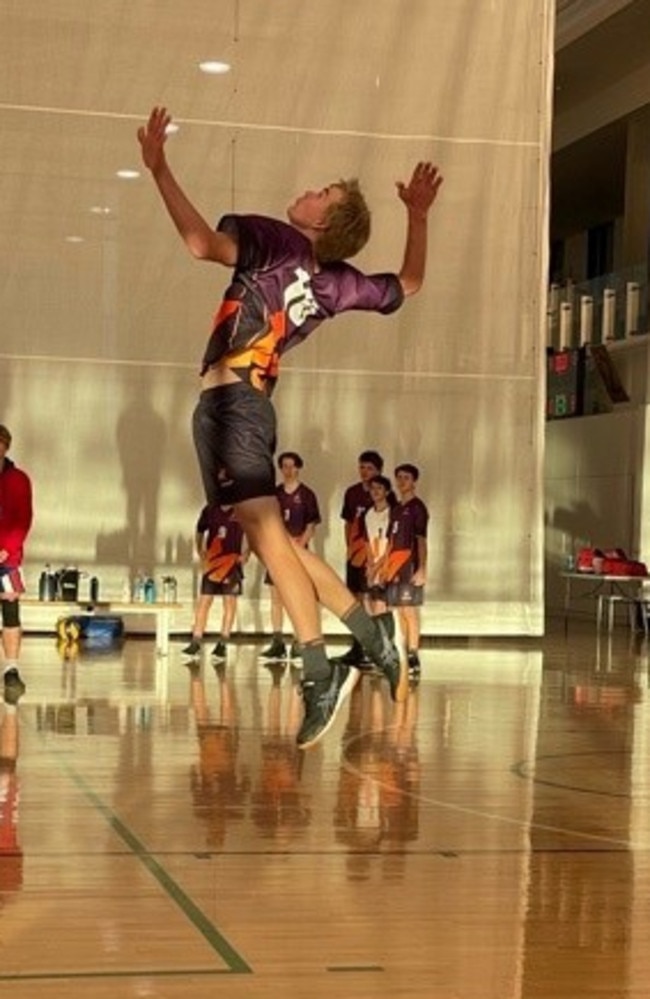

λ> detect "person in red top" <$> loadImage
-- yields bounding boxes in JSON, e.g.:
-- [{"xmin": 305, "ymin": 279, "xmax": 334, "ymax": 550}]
[
  {"xmin": 138, "ymin": 106, "xmax": 442, "ymax": 748},
  {"xmin": 0, "ymin": 426, "xmax": 33, "ymax": 702}
]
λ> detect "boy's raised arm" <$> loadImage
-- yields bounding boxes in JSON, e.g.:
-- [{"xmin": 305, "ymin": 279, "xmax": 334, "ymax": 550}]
[
  {"xmin": 138, "ymin": 106, "xmax": 237, "ymax": 266},
  {"xmin": 396, "ymin": 162, "xmax": 443, "ymax": 297}
]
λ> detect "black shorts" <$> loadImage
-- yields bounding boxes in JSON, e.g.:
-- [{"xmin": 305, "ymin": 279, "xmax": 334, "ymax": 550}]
[
  {"xmin": 200, "ymin": 574, "xmax": 242, "ymax": 597},
  {"xmin": 385, "ymin": 582, "xmax": 424, "ymax": 607},
  {"xmin": 345, "ymin": 564, "xmax": 368, "ymax": 595},
  {"xmin": 1, "ymin": 598, "xmax": 21, "ymax": 628},
  {"xmin": 193, "ymin": 382, "xmax": 277, "ymax": 506}
]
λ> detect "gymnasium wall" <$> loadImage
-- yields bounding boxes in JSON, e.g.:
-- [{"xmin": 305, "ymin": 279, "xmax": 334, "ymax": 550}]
[{"xmin": 0, "ymin": 0, "xmax": 554, "ymax": 635}]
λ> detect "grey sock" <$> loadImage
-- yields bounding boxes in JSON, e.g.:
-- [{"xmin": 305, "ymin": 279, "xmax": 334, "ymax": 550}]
[{"xmin": 301, "ymin": 641, "xmax": 331, "ymax": 681}]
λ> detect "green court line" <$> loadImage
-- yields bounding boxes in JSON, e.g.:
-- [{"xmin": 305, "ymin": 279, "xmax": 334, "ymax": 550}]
[
  {"xmin": 0, "ymin": 968, "xmax": 234, "ymax": 982},
  {"xmin": 59, "ymin": 758, "xmax": 252, "ymax": 975}
]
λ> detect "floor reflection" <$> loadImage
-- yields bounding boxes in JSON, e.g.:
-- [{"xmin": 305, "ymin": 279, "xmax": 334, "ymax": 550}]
[{"xmin": 4, "ymin": 622, "xmax": 650, "ymax": 996}]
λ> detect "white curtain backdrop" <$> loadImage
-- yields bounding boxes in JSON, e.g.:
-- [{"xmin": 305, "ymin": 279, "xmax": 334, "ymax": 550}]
[{"xmin": 0, "ymin": 0, "xmax": 554, "ymax": 634}]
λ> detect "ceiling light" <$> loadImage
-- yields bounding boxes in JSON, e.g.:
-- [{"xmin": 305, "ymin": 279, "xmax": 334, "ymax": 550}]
[
  {"xmin": 199, "ymin": 60, "xmax": 231, "ymax": 75},
  {"xmin": 165, "ymin": 122, "xmax": 180, "ymax": 134},
  {"xmin": 90, "ymin": 205, "xmax": 112, "ymax": 215},
  {"xmin": 65, "ymin": 236, "xmax": 84, "ymax": 243},
  {"xmin": 116, "ymin": 169, "xmax": 140, "ymax": 180}
]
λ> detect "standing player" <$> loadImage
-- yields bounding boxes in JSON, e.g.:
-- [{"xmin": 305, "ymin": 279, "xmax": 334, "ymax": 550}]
[
  {"xmin": 363, "ymin": 474, "xmax": 393, "ymax": 618},
  {"xmin": 0, "ymin": 425, "xmax": 32, "ymax": 702},
  {"xmin": 183, "ymin": 504, "xmax": 248, "ymax": 661},
  {"xmin": 138, "ymin": 106, "xmax": 442, "ymax": 748},
  {"xmin": 259, "ymin": 452, "xmax": 321, "ymax": 662},
  {"xmin": 384, "ymin": 464, "xmax": 429, "ymax": 682},
  {"xmin": 339, "ymin": 451, "xmax": 385, "ymax": 665}
]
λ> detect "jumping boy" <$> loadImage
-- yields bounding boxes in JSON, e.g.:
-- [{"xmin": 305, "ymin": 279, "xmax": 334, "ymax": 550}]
[{"xmin": 138, "ymin": 106, "xmax": 443, "ymax": 748}]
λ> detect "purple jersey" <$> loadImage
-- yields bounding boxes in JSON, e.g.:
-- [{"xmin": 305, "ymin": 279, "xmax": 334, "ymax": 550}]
[
  {"xmin": 384, "ymin": 497, "xmax": 429, "ymax": 584},
  {"xmin": 276, "ymin": 483, "xmax": 321, "ymax": 539},
  {"xmin": 201, "ymin": 215, "xmax": 403, "ymax": 394},
  {"xmin": 341, "ymin": 482, "xmax": 374, "ymax": 568},
  {"xmin": 197, "ymin": 505, "xmax": 245, "ymax": 584}
]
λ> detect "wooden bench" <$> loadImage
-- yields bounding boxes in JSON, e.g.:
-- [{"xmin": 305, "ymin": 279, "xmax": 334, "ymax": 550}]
[{"xmin": 21, "ymin": 599, "xmax": 183, "ymax": 656}]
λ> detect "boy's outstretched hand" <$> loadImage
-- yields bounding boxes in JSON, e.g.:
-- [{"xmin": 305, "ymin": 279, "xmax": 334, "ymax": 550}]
[
  {"xmin": 137, "ymin": 106, "xmax": 172, "ymax": 174},
  {"xmin": 397, "ymin": 163, "xmax": 443, "ymax": 219}
]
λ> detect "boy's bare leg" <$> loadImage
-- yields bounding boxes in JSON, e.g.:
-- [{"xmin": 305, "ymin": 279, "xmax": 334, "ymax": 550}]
[
  {"xmin": 192, "ymin": 594, "xmax": 213, "ymax": 639},
  {"xmin": 235, "ymin": 496, "xmax": 323, "ymax": 645},
  {"xmin": 221, "ymin": 594, "xmax": 237, "ymax": 638},
  {"xmin": 236, "ymin": 496, "xmax": 360, "ymax": 748}
]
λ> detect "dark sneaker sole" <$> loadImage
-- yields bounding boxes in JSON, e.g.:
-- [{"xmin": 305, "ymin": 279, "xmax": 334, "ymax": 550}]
[{"xmin": 297, "ymin": 667, "xmax": 360, "ymax": 750}]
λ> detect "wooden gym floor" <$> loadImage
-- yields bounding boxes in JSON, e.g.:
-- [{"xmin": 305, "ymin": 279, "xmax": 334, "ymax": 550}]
[{"xmin": 1, "ymin": 617, "xmax": 647, "ymax": 998}]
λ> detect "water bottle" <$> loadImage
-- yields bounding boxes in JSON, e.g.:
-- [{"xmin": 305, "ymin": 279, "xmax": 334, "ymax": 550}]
[
  {"xmin": 133, "ymin": 572, "xmax": 145, "ymax": 603},
  {"xmin": 89, "ymin": 576, "xmax": 99, "ymax": 602},
  {"xmin": 39, "ymin": 564, "xmax": 56, "ymax": 601},
  {"xmin": 144, "ymin": 577, "xmax": 156, "ymax": 603}
]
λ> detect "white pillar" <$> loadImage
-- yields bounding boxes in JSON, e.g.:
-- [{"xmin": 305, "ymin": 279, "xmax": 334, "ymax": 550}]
[
  {"xmin": 626, "ymin": 281, "xmax": 640, "ymax": 337},
  {"xmin": 602, "ymin": 288, "xmax": 616, "ymax": 341},
  {"xmin": 579, "ymin": 295, "xmax": 594, "ymax": 345},
  {"xmin": 559, "ymin": 302, "xmax": 573, "ymax": 350}
]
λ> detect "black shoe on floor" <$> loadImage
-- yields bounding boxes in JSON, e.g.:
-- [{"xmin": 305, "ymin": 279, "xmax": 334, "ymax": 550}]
[
  {"xmin": 4, "ymin": 667, "xmax": 26, "ymax": 705},
  {"xmin": 182, "ymin": 639, "xmax": 202, "ymax": 657},
  {"xmin": 296, "ymin": 662, "xmax": 359, "ymax": 749},
  {"xmin": 211, "ymin": 641, "xmax": 227, "ymax": 660},
  {"xmin": 259, "ymin": 638, "xmax": 287, "ymax": 660},
  {"xmin": 407, "ymin": 651, "xmax": 421, "ymax": 685},
  {"xmin": 369, "ymin": 614, "xmax": 408, "ymax": 703},
  {"xmin": 288, "ymin": 641, "xmax": 301, "ymax": 661}
]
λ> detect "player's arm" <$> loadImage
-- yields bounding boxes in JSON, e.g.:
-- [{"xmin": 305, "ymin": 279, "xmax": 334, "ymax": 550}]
[
  {"xmin": 412, "ymin": 535, "xmax": 428, "ymax": 586},
  {"xmin": 299, "ymin": 522, "xmax": 317, "ymax": 548},
  {"xmin": 138, "ymin": 107, "xmax": 237, "ymax": 266},
  {"xmin": 396, "ymin": 162, "xmax": 443, "ymax": 297},
  {"xmin": 194, "ymin": 531, "xmax": 206, "ymax": 560}
]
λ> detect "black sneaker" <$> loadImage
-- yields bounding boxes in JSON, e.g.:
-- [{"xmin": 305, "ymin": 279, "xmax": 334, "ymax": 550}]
[
  {"xmin": 369, "ymin": 614, "xmax": 408, "ymax": 703},
  {"xmin": 211, "ymin": 641, "xmax": 227, "ymax": 660},
  {"xmin": 288, "ymin": 641, "xmax": 301, "ymax": 661},
  {"xmin": 408, "ymin": 651, "xmax": 421, "ymax": 685},
  {"xmin": 296, "ymin": 662, "xmax": 360, "ymax": 749},
  {"xmin": 182, "ymin": 639, "xmax": 202, "ymax": 657},
  {"xmin": 336, "ymin": 639, "xmax": 365, "ymax": 666},
  {"xmin": 259, "ymin": 638, "xmax": 287, "ymax": 660},
  {"xmin": 4, "ymin": 668, "xmax": 26, "ymax": 705}
]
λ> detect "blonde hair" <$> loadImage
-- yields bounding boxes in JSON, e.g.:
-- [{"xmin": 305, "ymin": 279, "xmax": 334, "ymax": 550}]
[{"xmin": 314, "ymin": 179, "xmax": 371, "ymax": 264}]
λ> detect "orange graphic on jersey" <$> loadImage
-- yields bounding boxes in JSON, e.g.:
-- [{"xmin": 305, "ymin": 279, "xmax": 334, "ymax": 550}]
[
  {"xmin": 383, "ymin": 549, "xmax": 411, "ymax": 582},
  {"xmin": 347, "ymin": 521, "xmax": 367, "ymax": 567},
  {"xmin": 205, "ymin": 537, "xmax": 241, "ymax": 583},
  {"xmin": 225, "ymin": 311, "xmax": 286, "ymax": 392}
]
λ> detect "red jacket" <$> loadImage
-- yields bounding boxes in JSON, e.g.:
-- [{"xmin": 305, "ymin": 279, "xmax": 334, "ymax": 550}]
[{"xmin": 0, "ymin": 458, "xmax": 33, "ymax": 567}]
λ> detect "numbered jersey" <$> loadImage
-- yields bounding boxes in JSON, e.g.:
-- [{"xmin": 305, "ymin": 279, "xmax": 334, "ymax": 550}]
[{"xmin": 200, "ymin": 214, "xmax": 403, "ymax": 395}]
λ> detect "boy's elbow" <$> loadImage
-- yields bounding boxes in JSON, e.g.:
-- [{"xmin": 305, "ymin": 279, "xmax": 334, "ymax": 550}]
[
  {"xmin": 186, "ymin": 236, "xmax": 213, "ymax": 260},
  {"xmin": 399, "ymin": 275, "xmax": 423, "ymax": 298}
]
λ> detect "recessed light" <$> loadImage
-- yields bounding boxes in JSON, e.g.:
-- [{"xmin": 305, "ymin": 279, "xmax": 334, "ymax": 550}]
[
  {"xmin": 90, "ymin": 205, "xmax": 112, "ymax": 215},
  {"xmin": 65, "ymin": 236, "xmax": 85, "ymax": 243},
  {"xmin": 199, "ymin": 60, "xmax": 231, "ymax": 75},
  {"xmin": 116, "ymin": 169, "xmax": 140, "ymax": 180},
  {"xmin": 165, "ymin": 122, "xmax": 180, "ymax": 135}
]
